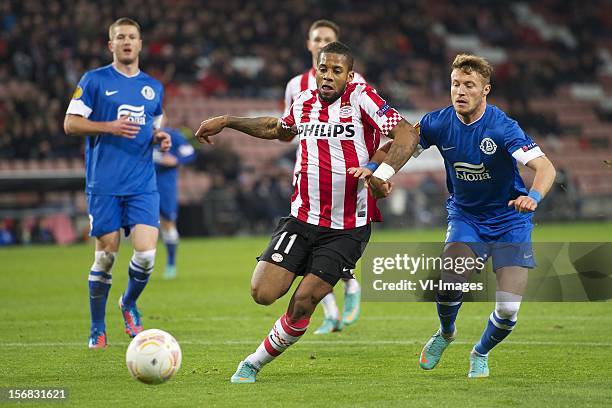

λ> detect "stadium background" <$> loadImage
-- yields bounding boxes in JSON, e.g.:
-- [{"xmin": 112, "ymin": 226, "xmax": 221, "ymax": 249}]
[
  {"xmin": 1, "ymin": 1, "xmax": 612, "ymax": 406},
  {"xmin": 0, "ymin": 0, "xmax": 611, "ymax": 243}
]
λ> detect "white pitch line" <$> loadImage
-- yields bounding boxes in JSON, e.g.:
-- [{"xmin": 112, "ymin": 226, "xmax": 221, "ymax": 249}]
[{"xmin": 1, "ymin": 339, "xmax": 611, "ymax": 348}]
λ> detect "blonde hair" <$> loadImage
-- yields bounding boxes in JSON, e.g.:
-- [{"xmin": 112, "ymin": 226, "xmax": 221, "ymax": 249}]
[
  {"xmin": 451, "ymin": 54, "xmax": 493, "ymax": 84},
  {"xmin": 108, "ymin": 17, "xmax": 141, "ymax": 40}
]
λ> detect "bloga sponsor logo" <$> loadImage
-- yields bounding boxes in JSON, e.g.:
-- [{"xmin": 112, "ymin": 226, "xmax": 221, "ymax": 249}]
[
  {"xmin": 117, "ymin": 104, "xmax": 146, "ymax": 125},
  {"xmin": 453, "ymin": 162, "xmax": 491, "ymax": 181}
]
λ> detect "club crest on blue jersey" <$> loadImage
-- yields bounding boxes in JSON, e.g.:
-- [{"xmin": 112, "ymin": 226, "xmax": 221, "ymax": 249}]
[
  {"xmin": 480, "ymin": 137, "xmax": 497, "ymax": 155},
  {"xmin": 141, "ymin": 85, "xmax": 155, "ymax": 100},
  {"xmin": 453, "ymin": 162, "xmax": 491, "ymax": 181},
  {"xmin": 118, "ymin": 104, "xmax": 146, "ymax": 124}
]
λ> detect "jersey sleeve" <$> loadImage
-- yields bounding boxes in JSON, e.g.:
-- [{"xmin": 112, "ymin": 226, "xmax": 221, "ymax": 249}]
[
  {"xmin": 283, "ymin": 79, "xmax": 295, "ymax": 115},
  {"xmin": 152, "ymin": 86, "xmax": 164, "ymax": 129},
  {"xmin": 174, "ymin": 132, "xmax": 196, "ymax": 165},
  {"xmin": 416, "ymin": 112, "xmax": 436, "ymax": 150},
  {"xmin": 504, "ymin": 120, "xmax": 545, "ymax": 165},
  {"xmin": 357, "ymin": 85, "xmax": 402, "ymax": 137},
  {"xmin": 280, "ymin": 98, "xmax": 296, "ymax": 129},
  {"xmin": 66, "ymin": 72, "xmax": 96, "ymax": 118}
]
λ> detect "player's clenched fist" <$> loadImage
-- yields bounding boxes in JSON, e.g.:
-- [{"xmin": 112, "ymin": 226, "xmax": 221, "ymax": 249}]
[
  {"xmin": 508, "ymin": 195, "xmax": 537, "ymax": 213},
  {"xmin": 195, "ymin": 115, "xmax": 228, "ymax": 145},
  {"xmin": 368, "ymin": 176, "xmax": 394, "ymax": 199},
  {"xmin": 153, "ymin": 130, "xmax": 172, "ymax": 152}
]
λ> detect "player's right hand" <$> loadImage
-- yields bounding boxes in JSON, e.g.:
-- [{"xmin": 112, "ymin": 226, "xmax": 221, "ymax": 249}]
[
  {"xmin": 367, "ymin": 176, "xmax": 394, "ymax": 199},
  {"xmin": 195, "ymin": 115, "xmax": 227, "ymax": 145},
  {"xmin": 106, "ymin": 116, "xmax": 140, "ymax": 138}
]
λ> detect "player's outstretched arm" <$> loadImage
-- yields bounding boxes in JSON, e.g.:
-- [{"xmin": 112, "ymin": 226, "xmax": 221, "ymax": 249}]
[
  {"xmin": 508, "ymin": 156, "xmax": 557, "ymax": 212},
  {"xmin": 64, "ymin": 114, "xmax": 140, "ymax": 138},
  {"xmin": 368, "ymin": 119, "xmax": 420, "ymax": 199},
  {"xmin": 195, "ymin": 115, "xmax": 296, "ymax": 145},
  {"xmin": 347, "ymin": 141, "xmax": 393, "ymax": 179}
]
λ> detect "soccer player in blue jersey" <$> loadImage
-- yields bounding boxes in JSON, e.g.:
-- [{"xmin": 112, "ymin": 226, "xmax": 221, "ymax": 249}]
[
  {"xmin": 64, "ymin": 18, "xmax": 171, "ymax": 349},
  {"xmin": 154, "ymin": 127, "xmax": 196, "ymax": 279},
  {"xmin": 352, "ymin": 54, "xmax": 556, "ymax": 377}
]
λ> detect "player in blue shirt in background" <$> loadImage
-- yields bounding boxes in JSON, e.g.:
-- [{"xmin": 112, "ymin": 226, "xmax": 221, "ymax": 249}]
[
  {"xmin": 64, "ymin": 18, "xmax": 171, "ymax": 349},
  {"xmin": 154, "ymin": 127, "xmax": 196, "ymax": 279},
  {"xmin": 352, "ymin": 54, "xmax": 556, "ymax": 378}
]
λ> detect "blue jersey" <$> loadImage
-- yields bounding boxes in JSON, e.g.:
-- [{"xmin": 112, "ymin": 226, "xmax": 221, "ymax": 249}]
[
  {"xmin": 418, "ymin": 105, "xmax": 544, "ymax": 225},
  {"xmin": 66, "ymin": 64, "xmax": 164, "ymax": 195},
  {"xmin": 154, "ymin": 128, "xmax": 196, "ymax": 195}
]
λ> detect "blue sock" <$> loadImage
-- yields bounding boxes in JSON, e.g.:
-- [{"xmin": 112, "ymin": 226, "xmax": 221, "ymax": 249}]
[
  {"xmin": 166, "ymin": 242, "xmax": 177, "ymax": 267},
  {"xmin": 89, "ymin": 271, "xmax": 111, "ymax": 332},
  {"xmin": 436, "ymin": 291, "xmax": 463, "ymax": 335},
  {"xmin": 123, "ymin": 256, "xmax": 153, "ymax": 307},
  {"xmin": 474, "ymin": 311, "xmax": 517, "ymax": 355}
]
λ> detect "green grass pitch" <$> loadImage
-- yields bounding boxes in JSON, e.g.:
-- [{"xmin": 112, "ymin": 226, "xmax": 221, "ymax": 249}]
[{"xmin": 1, "ymin": 221, "xmax": 611, "ymax": 407}]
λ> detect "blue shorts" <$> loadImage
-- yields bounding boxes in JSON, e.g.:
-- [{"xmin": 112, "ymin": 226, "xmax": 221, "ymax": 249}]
[
  {"xmin": 87, "ymin": 192, "xmax": 160, "ymax": 237},
  {"xmin": 445, "ymin": 211, "xmax": 535, "ymax": 271},
  {"xmin": 158, "ymin": 187, "xmax": 178, "ymax": 221}
]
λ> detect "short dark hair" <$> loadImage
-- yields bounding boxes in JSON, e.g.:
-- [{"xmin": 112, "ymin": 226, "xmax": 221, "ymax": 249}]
[
  {"xmin": 308, "ymin": 19, "xmax": 340, "ymax": 39},
  {"xmin": 318, "ymin": 41, "xmax": 353, "ymax": 70},
  {"xmin": 108, "ymin": 17, "xmax": 141, "ymax": 40}
]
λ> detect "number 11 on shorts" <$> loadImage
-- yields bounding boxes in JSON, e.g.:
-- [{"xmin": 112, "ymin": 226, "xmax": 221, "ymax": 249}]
[{"xmin": 274, "ymin": 232, "xmax": 297, "ymax": 254}]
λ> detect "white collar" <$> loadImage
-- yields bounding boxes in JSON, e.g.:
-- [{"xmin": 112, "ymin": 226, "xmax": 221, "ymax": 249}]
[
  {"xmin": 456, "ymin": 107, "xmax": 486, "ymax": 126},
  {"xmin": 111, "ymin": 64, "xmax": 140, "ymax": 78}
]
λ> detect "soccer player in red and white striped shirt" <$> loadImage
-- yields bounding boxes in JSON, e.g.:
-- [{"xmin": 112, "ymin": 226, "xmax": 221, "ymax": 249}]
[
  {"xmin": 196, "ymin": 42, "xmax": 419, "ymax": 383},
  {"xmin": 284, "ymin": 20, "xmax": 366, "ymax": 114},
  {"xmin": 284, "ymin": 19, "xmax": 367, "ymax": 335}
]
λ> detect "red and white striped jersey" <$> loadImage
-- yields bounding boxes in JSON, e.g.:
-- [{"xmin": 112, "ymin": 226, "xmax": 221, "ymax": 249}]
[
  {"xmin": 284, "ymin": 68, "xmax": 366, "ymax": 114},
  {"xmin": 281, "ymin": 82, "xmax": 403, "ymax": 230}
]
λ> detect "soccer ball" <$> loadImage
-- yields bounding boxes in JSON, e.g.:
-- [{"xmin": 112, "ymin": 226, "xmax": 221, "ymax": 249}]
[{"xmin": 125, "ymin": 329, "xmax": 182, "ymax": 384}]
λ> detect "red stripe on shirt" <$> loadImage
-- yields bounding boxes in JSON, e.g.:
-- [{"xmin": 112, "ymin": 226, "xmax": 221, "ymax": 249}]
[
  {"xmin": 300, "ymin": 93, "xmax": 317, "ymax": 123},
  {"xmin": 297, "ymin": 139, "xmax": 310, "ymax": 222},
  {"xmin": 341, "ymin": 140, "xmax": 359, "ymax": 229},
  {"xmin": 317, "ymin": 139, "xmax": 332, "ymax": 227},
  {"xmin": 360, "ymin": 108, "xmax": 378, "ymax": 158},
  {"xmin": 367, "ymin": 189, "xmax": 382, "ymax": 223}
]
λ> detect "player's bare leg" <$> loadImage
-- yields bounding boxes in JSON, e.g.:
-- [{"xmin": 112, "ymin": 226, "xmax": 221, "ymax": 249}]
[
  {"xmin": 469, "ymin": 266, "xmax": 528, "ymax": 378},
  {"xmin": 420, "ymin": 243, "xmax": 476, "ymax": 369},
  {"xmin": 88, "ymin": 231, "xmax": 120, "ymax": 349},
  {"xmin": 232, "ymin": 273, "xmax": 332, "ymax": 383},
  {"xmin": 119, "ymin": 224, "xmax": 159, "ymax": 337},
  {"xmin": 250, "ymin": 261, "xmax": 297, "ymax": 305},
  {"xmin": 160, "ymin": 218, "xmax": 179, "ymax": 279}
]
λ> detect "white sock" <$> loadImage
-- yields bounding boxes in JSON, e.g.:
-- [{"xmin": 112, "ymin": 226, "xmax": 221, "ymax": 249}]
[
  {"xmin": 344, "ymin": 278, "xmax": 360, "ymax": 295},
  {"xmin": 320, "ymin": 292, "xmax": 339, "ymax": 320}
]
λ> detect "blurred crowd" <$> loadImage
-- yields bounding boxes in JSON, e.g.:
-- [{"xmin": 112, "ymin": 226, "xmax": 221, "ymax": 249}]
[{"xmin": 1, "ymin": 0, "xmax": 609, "ymax": 159}]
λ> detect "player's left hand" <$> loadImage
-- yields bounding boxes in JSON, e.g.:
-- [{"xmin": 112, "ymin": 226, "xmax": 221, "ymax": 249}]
[
  {"xmin": 347, "ymin": 166, "xmax": 373, "ymax": 179},
  {"xmin": 153, "ymin": 130, "xmax": 172, "ymax": 152},
  {"xmin": 508, "ymin": 196, "xmax": 538, "ymax": 213}
]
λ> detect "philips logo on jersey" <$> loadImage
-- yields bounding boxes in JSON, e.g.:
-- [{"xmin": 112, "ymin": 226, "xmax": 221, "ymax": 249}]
[
  {"xmin": 297, "ymin": 123, "xmax": 355, "ymax": 139},
  {"xmin": 453, "ymin": 162, "xmax": 492, "ymax": 182},
  {"xmin": 117, "ymin": 104, "xmax": 146, "ymax": 125}
]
